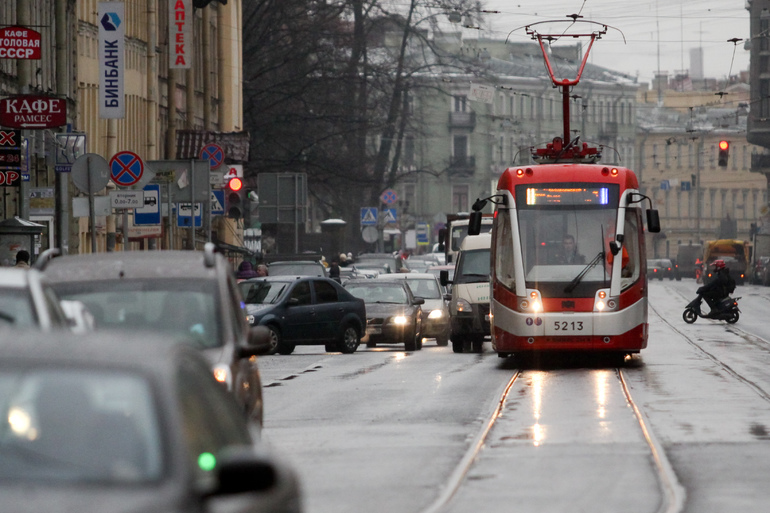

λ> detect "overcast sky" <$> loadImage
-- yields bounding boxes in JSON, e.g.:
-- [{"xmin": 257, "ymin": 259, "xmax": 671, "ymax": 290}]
[{"xmin": 475, "ymin": 0, "xmax": 750, "ymax": 85}]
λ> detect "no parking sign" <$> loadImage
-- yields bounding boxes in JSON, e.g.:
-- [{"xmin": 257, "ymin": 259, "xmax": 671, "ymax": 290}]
[{"xmin": 110, "ymin": 151, "xmax": 144, "ymax": 187}]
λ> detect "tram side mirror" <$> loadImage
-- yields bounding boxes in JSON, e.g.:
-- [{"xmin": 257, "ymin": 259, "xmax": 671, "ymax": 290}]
[
  {"xmin": 438, "ymin": 228, "xmax": 447, "ymax": 251},
  {"xmin": 468, "ymin": 211, "xmax": 482, "ymax": 236},
  {"xmin": 647, "ymin": 209, "xmax": 661, "ymax": 233},
  {"xmin": 609, "ymin": 241, "xmax": 620, "ymax": 256}
]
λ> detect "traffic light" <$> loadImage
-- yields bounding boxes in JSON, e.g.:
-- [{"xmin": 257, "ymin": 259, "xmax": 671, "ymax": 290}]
[
  {"xmin": 225, "ymin": 177, "xmax": 244, "ymax": 219},
  {"xmin": 718, "ymin": 140, "xmax": 729, "ymax": 167}
]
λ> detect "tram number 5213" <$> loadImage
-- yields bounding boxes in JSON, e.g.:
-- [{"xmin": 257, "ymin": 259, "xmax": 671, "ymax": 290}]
[{"xmin": 554, "ymin": 321, "xmax": 585, "ymax": 332}]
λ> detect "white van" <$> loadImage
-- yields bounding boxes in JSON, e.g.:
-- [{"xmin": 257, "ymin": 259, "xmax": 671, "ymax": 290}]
[{"xmin": 439, "ymin": 232, "xmax": 491, "ymax": 353}]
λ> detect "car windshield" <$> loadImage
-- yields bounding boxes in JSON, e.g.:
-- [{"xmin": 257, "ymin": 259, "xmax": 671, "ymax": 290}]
[
  {"xmin": 0, "ymin": 368, "xmax": 163, "ymax": 483},
  {"xmin": 239, "ymin": 281, "xmax": 289, "ymax": 304},
  {"xmin": 50, "ymin": 279, "xmax": 223, "ymax": 348},
  {"xmin": 0, "ymin": 289, "xmax": 37, "ymax": 328},
  {"xmin": 346, "ymin": 284, "xmax": 407, "ymax": 304},
  {"xmin": 405, "ymin": 278, "xmax": 442, "ymax": 299}
]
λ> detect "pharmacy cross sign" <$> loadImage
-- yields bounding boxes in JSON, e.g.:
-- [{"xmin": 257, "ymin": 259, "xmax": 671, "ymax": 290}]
[{"xmin": 109, "ymin": 151, "xmax": 144, "ymax": 187}]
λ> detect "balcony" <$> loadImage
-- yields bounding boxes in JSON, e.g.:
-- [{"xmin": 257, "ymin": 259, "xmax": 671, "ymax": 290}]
[
  {"xmin": 447, "ymin": 155, "xmax": 476, "ymax": 177},
  {"xmin": 448, "ymin": 111, "xmax": 476, "ymax": 130}
]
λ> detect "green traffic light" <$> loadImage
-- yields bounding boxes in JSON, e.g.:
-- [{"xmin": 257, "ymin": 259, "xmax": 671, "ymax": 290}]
[{"xmin": 198, "ymin": 452, "xmax": 216, "ymax": 471}]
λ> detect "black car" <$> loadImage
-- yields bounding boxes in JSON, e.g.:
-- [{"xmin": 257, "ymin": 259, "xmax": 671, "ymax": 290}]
[
  {"xmin": 36, "ymin": 244, "xmax": 271, "ymax": 425},
  {"xmin": 647, "ymin": 258, "xmax": 676, "ymax": 280},
  {"xmin": 0, "ymin": 331, "xmax": 303, "ymax": 513},
  {"xmin": 343, "ymin": 279, "xmax": 424, "ymax": 351},
  {"xmin": 239, "ymin": 276, "xmax": 366, "ymax": 355}
]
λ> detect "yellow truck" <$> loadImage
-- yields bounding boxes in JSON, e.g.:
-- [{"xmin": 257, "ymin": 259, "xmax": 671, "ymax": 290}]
[{"xmin": 703, "ymin": 239, "xmax": 749, "ymax": 285}]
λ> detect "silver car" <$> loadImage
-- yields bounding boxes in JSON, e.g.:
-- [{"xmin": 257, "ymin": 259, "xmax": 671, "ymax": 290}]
[{"xmin": 375, "ymin": 273, "xmax": 450, "ymax": 346}]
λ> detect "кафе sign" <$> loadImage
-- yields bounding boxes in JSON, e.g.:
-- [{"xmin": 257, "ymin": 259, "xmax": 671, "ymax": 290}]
[
  {"xmin": 0, "ymin": 96, "xmax": 67, "ymax": 129},
  {"xmin": 0, "ymin": 26, "xmax": 41, "ymax": 60}
]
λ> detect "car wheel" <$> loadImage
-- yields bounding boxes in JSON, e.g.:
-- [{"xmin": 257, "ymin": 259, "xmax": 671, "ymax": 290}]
[
  {"xmin": 265, "ymin": 325, "xmax": 280, "ymax": 355},
  {"xmin": 404, "ymin": 334, "xmax": 417, "ymax": 351},
  {"xmin": 273, "ymin": 327, "xmax": 295, "ymax": 355},
  {"xmin": 338, "ymin": 324, "xmax": 360, "ymax": 354},
  {"xmin": 366, "ymin": 340, "xmax": 377, "ymax": 348}
]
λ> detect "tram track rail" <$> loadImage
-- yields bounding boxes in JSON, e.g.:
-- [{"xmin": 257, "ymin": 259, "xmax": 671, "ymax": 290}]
[
  {"xmin": 650, "ymin": 291, "xmax": 770, "ymax": 404},
  {"xmin": 420, "ymin": 364, "xmax": 685, "ymax": 513}
]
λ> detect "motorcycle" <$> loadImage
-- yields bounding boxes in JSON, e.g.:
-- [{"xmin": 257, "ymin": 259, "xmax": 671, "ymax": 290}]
[{"xmin": 682, "ymin": 295, "xmax": 740, "ymax": 324}]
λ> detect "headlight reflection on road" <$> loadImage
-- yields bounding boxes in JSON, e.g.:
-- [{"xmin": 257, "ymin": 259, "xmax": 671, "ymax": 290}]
[{"xmin": 531, "ymin": 371, "xmax": 545, "ymax": 447}]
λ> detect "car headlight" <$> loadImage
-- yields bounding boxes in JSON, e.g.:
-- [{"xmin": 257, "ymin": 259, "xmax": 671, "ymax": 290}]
[
  {"xmin": 455, "ymin": 298, "xmax": 472, "ymax": 313},
  {"xmin": 212, "ymin": 364, "xmax": 232, "ymax": 390},
  {"xmin": 246, "ymin": 314, "xmax": 255, "ymax": 325},
  {"xmin": 392, "ymin": 315, "xmax": 408, "ymax": 325},
  {"xmin": 428, "ymin": 309, "xmax": 443, "ymax": 319}
]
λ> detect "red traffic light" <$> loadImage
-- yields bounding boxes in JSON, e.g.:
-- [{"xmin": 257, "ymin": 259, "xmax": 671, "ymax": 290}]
[
  {"xmin": 719, "ymin": 140, "xmax": 729, "ymax": 151},
  {"xmin": 227, "ymin": 177, "xmax": 243, "ymax": 191}
]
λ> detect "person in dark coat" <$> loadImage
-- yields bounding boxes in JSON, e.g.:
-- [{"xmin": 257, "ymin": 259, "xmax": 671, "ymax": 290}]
[
  {"xmin": 328, "ymin": 257, "xmax": 341, "ymax": 283},
  {"xmin": 236, "ymin": 260, "xmax": 258, "ymax": 281},
  {"xmin": 697, "ymin": 260, "xmax": 735, "ymax": 312},
  {"xmin": 14, "ymin": 249, "xmax": 30, "ymax": 269}
]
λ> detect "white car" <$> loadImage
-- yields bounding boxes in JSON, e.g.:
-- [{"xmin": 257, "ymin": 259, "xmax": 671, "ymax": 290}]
[{"xmin": 0, "ymin": 268, "xmax": 73, "ymax": 332}]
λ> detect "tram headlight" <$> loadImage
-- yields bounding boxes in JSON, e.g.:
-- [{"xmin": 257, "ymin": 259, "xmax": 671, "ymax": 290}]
[{"xmin": 596, "ymin": 301, "xmax": 606, "ymax": 311}]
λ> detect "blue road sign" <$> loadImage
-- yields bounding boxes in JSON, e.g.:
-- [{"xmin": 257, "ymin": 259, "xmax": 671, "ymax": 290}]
[
  {"xmin": 110, "ymin": 151, "xmax": 144, "ymax": 187},
  {"xmin": 382, "ymin": 208, "xmax": 397, "ymax": 224},
  {"xmin": 199, "ymin": 143, "xmax": 225, "ymax": 170},
  {"xmin": 177, "ymin": 203, "xmax": 202, "ymax": 227},
  {"xmin": 660, "ymin": 180, "xmax": 670, "ymax": 191},
  {"xmin": 416, "ymin": 222, "xmax": 429, "ymax": 245},
  {"xmin": 380, "ymin": 189, "xmax": 398, "ymax": 205},
  {"xmin": 681, "ymin": 181, "xmax": 692, "ymax": 191},
  {"xmin": 211, "ymin": 190, "xmax": 225, "ymax": 216},
  {"xmin": 135, "ymin": 184, "xmax": 161, "ymax": 225},
  {"xmin": 361, "ymin": 207, "xmax": 378, "ymax": 225}
]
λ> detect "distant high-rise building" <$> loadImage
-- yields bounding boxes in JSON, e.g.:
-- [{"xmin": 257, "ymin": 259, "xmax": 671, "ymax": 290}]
[{"xmin": 690, "ymin": 48, "xmax": 704, "ymax": 80}]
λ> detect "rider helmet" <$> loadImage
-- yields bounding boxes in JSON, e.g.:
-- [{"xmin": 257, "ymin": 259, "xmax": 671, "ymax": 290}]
[{"xmin": 712, "ymin": 259, "xmax": 726, "ymax": 270}]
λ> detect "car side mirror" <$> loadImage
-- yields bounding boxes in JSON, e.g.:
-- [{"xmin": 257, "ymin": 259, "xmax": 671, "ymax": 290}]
[
  {"xmin": 287, "ymin": 298, "xmax": 299, "ymax": 306},
  {"xmin": 413, "ymin": 297, "xmax": 425, "ymax": 305},
  {"xmin": 207, "ymin": 447, "xmax": 280, "ymax": 497},
  {"xmin": 242, "ymin": 326, "xmax": 273, "ymax": 356},
  {"xmin": 443, "ymin": 293, "xmax": 452, "ymax": 301}
]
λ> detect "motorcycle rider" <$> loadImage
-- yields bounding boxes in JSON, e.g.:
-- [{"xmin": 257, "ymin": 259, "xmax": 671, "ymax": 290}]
[{"xmin": 696, "ymin": 259, "xmax": 736, "ymax": 315}]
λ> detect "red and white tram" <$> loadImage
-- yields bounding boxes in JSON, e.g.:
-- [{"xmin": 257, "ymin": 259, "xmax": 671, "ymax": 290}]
[{"xmin": 467, "ymin": 19, "xmax": 660, "ymax": 359}]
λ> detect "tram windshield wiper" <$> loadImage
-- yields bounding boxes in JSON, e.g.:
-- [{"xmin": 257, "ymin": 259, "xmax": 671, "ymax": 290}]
[{"xmin": 564, "ymin": 252, "xmax": 604, "ymax": 294}]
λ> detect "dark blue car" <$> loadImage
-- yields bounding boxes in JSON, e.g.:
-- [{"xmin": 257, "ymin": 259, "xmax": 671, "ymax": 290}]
[{"xmin": 239, "ymin": 276, "xmax": 366, "ymax": 355}]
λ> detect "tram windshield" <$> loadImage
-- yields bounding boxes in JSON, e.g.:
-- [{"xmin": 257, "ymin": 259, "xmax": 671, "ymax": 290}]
[{"xmin": 497, "ymin": 183, "xmax": 640, "ymax": 296}]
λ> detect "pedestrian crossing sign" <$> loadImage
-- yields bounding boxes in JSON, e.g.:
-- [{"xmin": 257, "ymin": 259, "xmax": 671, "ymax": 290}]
[
  {"xmin": 382, "ymin": 208, "xmax": 397, "ymax": 224},
  {"xmin": 361, "ymin": 207, "xmax": 377, "ymax": 225}
]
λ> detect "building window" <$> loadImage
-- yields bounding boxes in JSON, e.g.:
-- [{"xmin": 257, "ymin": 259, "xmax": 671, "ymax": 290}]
[
  {"xmin": 454, "ymin": 96, "xmax": 467, "ymax": 112},
  {"xmin": 452, "ymin": 185, "xmax": 469, "ymax": 213},
  {"xmin": 453, "ymin": 135, "xmax": 468, "ymax": 161},
  {"xmin": 403, "ymin": 135, "xmax": 414, "ymax": 167},
  {"xmin": 761, "ymin": 80, "xmax": 770, "ymax": 119}
]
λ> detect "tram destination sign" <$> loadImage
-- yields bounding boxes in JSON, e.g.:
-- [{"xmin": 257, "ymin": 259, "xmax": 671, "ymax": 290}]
[
  {"xmin": 0, "ymin": 26, "xmax": 41, "ymax": 60},
  {"xmin": 0, "ymin": 96, "xmax": 67, "ymax": 129}
]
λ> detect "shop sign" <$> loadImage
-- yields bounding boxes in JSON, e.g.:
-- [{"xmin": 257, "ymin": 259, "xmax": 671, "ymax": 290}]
[
  {"xmin": 0, "ymin": 96, "xmax": 67, "ymax": 129},
  {"xmin": 0, "ymin": 26, "xmax": 41, "ymax": 60}
]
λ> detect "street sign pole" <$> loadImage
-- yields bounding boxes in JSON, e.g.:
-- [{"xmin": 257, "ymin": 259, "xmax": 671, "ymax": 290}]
[
  {"xmin": 86, "ymin": 157, "xmax": 96, "ymax": 254},
  {"xmin": 190, "ymin": 159, "xmax": 195, "ymax": 248}
]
